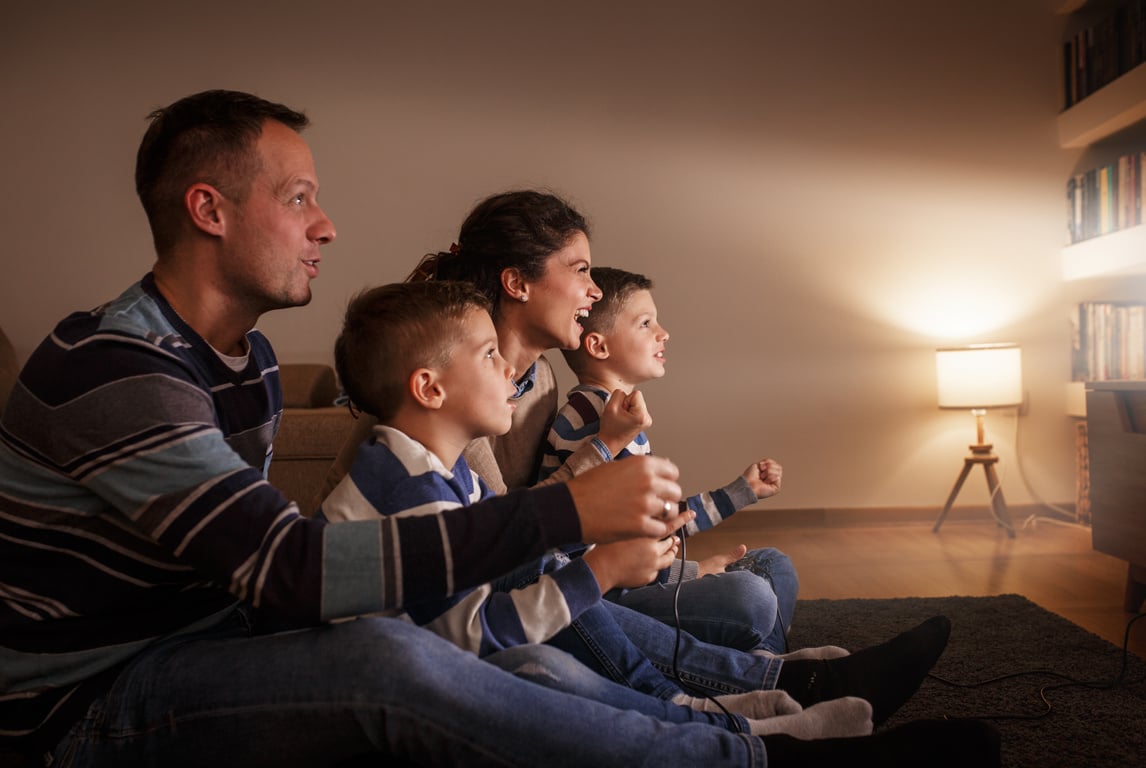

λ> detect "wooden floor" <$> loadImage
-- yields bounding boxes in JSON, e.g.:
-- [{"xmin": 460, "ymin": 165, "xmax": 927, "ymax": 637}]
[{"xmin": 685, "ymin": 511, "xmax": 1146, "ymax": 659}]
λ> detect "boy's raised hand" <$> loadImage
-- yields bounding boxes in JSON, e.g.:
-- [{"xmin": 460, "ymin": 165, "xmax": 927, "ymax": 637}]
[
  {"xmin": 566, "ymin": 456, "xmax": 692, "ymax": 542},
  {"xmin": 742, "ymin": 458, "xmax": 783, "ymax": 499},
  {"xmin": 582, "ymin": 535, "xmax": 680, "ymax": 593},
  {"xmin": 597, "ymin": 388, "xmax": 652, "ymax": 457}
]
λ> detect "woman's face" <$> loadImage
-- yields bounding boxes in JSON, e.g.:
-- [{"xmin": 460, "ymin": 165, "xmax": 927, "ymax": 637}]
[{"xmin": 521, "ymin": 231, "xmax": 602, "ymax": 351}]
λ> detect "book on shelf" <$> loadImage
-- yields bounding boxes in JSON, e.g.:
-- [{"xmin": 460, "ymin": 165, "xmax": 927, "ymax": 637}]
[
  {"xmin": 1062, "ymin": 0, "xmax": 1146, "ymax": 109},
  {"xmin": 1066, "ymin": 150, "xmax": 1145, "ymax": 244},
  {"xmin": 1071, "ymin": 301, "xmax": 1146, "ymax": 381}
]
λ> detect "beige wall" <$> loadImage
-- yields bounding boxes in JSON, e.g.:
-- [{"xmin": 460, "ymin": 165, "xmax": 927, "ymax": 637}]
[{"xmin": 4, "ymin": 0, "xmax": 1122, "ymax": 510}]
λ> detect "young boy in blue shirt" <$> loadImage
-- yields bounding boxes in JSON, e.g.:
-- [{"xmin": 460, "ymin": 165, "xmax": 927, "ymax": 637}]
[
  {"xmin": 542, "ymin": 266, "xmax": 845, "ymax": 660},
  {"xmin": 317, "ymin": 280, "xmax": 874, "ymax": 739}
]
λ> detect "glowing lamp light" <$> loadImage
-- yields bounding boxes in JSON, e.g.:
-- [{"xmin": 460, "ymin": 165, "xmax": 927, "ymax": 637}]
[{"xmin": 936, "ymin": 343, "xmax": 1023, "ymax": 411}]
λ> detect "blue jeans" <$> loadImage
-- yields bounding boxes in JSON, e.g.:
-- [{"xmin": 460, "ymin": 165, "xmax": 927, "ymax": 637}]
[
  {"xmin": 605, "ymin": 600, "xmax": 783, "ymax": 696},
  {"xmin": 49, "ymin": 604, "xmax": 765, "ymax": 767},
  {"xmin": 611, "ymin": 547, "xmax": 800, "ymax": 653},
  {"xmin": 547, "ymin": 603, "xmax": 685, "ymax": 700},
  {"xmin": 491, "ymin": 552, "xmax": 784, "ymax": 698},
  {"xmin": 490, "ymin": 555, "xmax": 743, "ymax": 710}
]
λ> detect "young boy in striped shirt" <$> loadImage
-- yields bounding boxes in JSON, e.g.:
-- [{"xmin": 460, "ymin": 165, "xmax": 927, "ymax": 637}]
[{"xmin": 542, "ymin": 267, "xmax": 845, "ymax": 660}]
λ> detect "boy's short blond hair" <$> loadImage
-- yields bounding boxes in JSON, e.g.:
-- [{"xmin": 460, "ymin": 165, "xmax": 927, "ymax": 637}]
[
  {"xmin": 335, "ymin": 281, "xmax": 491, "ymax": 421},
  {"xmin": 562, "ymin": 267, "xmax": 653, "ymax": 376}
]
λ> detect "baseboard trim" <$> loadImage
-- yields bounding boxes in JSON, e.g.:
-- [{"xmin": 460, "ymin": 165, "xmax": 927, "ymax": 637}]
[{"xmin": 726, "ymin": 503, "xmax": 1079, "ymax": 529}]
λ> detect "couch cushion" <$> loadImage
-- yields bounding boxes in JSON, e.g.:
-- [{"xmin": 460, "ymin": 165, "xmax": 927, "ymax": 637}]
[{"xmin": 279, "ymin": 363, "xmax": 340, "ymax": 408}]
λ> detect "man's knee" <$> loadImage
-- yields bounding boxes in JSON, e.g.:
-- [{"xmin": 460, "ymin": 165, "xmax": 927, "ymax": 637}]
[
  {"xmin": 487, "ymin": 644, "xmax": 613, "ymax": 699},
  {"xmin": 486, "ymin": 644, "xmax": 580, "ymax": 679}
]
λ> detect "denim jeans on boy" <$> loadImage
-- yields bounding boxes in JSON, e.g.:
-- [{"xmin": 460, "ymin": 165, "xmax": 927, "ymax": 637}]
[
  {"xmin": 48, "ymin": 603, "xmax": 766, "ymax": 767},
  {"xmin": 490, "ymin": 550, "xmax": 786, "ymax": 697},
  {"xmin": 605, "ymin": 600, "xmax": 785, "ymax": 696},
  {"xmin": 490, "ymin": 554, "xmax": 691, "ymax": 701},
  {"xmin": 610, "ymin": 547, "xmax": 800, "ymax": 653}
]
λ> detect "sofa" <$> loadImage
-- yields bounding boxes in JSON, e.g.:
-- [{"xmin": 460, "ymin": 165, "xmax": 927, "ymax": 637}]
[{"xmin": 270, "ymin": 363, "xmax": 356, "ymax": 516}]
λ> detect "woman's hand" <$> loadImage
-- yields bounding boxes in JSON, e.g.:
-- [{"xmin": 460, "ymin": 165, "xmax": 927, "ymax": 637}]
[{"xmin": 597, "ymin": 389, "xmax": 652, "ymax": 457}]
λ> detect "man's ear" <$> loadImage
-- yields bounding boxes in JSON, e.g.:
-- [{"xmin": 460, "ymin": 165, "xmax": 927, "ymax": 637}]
[
  {"xmin": 185, "ymin": 183, "xmax": 227, "ymax": 237},
  {"xmin": 409, "ymin": 368, "xmax": 446, "ymax": 410},
  {"xmin": 583, "ymin": 332, "xmax": 610, "ymax": 360},
  {"xmin": 500, "ymin": 267, "xmax": 528, "ymax": 304}
]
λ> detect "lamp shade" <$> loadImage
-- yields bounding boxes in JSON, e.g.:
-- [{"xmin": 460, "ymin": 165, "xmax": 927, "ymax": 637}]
[{"xmin": 936, "ymin": 343, "xmax": 1023, "ymax": 409}]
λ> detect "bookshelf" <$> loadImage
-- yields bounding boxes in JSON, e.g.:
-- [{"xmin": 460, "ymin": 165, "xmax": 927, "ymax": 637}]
[
  {"xmin": 1059, "ymin": 2, "xmax": 1146, "ymax": 280},
  {"xmin": 1061, "ymin": 1, "xmax": 1146, "ymax": 603},
  {"xmin": 1058, "ymin": 61, "xmax": 1146, "ymax": 148},
  {"xmin": 1062, "ymin": 225, "xmax": 1146, "ymax": 279}
]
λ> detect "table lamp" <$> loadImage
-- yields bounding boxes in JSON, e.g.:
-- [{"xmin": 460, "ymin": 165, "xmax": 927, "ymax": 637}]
[{"xmin": 932, "ymin": 343, "xmax": 1022, "ymax": 537}]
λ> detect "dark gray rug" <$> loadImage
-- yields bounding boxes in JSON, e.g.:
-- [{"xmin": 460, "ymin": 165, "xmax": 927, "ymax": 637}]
[{"xmin": 787, "ymin": 594, "xmax": 1146, "ymax": 768}]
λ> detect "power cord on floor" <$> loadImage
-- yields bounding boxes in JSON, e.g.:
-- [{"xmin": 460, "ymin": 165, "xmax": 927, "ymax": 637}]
[{"xmin": 925, "ymin": 610, "xmax": 1146, "ymax": 721}]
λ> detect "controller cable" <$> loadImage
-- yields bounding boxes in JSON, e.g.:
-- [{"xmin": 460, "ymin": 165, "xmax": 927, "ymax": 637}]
[{"xmin": 667, "ymin": 522, "xmax": 742, "ymax": 731}]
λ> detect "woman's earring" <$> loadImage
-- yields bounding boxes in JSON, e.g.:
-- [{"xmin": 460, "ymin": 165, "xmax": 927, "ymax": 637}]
[{"xmin": 519, "ymin": 295, "xmax": 528, "ymax": 303}]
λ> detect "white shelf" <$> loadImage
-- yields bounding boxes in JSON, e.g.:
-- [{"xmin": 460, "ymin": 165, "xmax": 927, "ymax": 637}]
[
  {"xmin": 1062, "ymin": 225, "xmax": 1146, "ymax": 280},
  {"xmin": 1058, "ymin": 61, "xmax": 1146, "ymax": 148}
]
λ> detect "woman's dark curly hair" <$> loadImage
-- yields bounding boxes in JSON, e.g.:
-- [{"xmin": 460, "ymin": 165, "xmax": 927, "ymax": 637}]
[{"xmin": 407, "ymin": 190, "xmax": 590, "ymax": 315}]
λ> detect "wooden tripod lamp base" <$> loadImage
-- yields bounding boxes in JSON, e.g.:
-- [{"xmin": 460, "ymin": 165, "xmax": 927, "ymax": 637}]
[{"xmin": 932, "ymin": 436, "xmax": 1016, "ymax": 537}]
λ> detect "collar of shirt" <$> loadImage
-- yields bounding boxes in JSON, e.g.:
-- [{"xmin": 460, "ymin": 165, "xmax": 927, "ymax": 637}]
[{"xmin": 512, "ymin": 361, "xmax": 538, "ymax": 399}]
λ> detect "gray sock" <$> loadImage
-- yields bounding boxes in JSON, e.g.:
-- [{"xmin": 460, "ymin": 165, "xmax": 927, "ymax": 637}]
[
  {"xmin": 754, "ymin": 644, "xmax": 851, "ymax": 660},
  {"xmin": 748, "ymin": 697, "xmax": 873, "ymax": 739},
  {"xmin": 672, "ymin": 689, "xmax": 804, "ymax": 718}
]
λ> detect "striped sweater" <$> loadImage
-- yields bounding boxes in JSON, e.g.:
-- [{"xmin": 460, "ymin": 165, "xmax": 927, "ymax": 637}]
[
  {"xmin": 540, "ymin": 385, "xmax": 757, "ymax": 538},
  {"xmin": 0, "ymin": 274, "xmax": 579, "ymax": 750},
  {"xmin": 318, "ymin": 426, "xmax": 601, "ymax": 656}
]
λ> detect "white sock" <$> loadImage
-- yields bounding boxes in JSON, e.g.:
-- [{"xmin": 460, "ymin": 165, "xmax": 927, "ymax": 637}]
[
  {"xmin": 747, "ymin": 696, "xmax": 873, "ymax": 739},
  {"xmin": 672, "ymin": 689, "xmax": 804, "ymax": 718},
  {"xmin": 753, "ymin": 644, "xmax": 850, "ymax": 660}
]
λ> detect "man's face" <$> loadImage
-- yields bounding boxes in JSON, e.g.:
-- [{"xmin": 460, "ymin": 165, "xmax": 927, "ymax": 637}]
[{"xmin": 221, "ymin": 120, "xmax": 336, "ymax": 313}]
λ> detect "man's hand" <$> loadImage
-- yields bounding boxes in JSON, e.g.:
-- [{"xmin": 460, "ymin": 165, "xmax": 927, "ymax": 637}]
[
  {"xmin": 597, "ymin": 389, "xmax": 652, "ymax": 457},
  {"xmin": 696, "ymin": 544, "xmax": 748, "ymax": 577},
  {"xmin": 583, "ymin": 536, "xmax": 680, "ymax": 592},
  {"xmin": 742, "ymin": 458, "xmax": 782, "ymax": 500},
  {"xmin": 566, "ymin": 456, "xmax": 691, "ymax": 542}
]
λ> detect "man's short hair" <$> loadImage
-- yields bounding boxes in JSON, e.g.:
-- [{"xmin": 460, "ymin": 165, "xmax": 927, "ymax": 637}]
[
  {"xmin": 135, "ymin": 89, "xmax": 309, "ymax": 256},
  {"xmin": 335, "ymin": 281, "xmax": 492, "ymax": 422},
  {"xmin": 562, "ymin": 266, "xmax": 653, "ymax": 375}
]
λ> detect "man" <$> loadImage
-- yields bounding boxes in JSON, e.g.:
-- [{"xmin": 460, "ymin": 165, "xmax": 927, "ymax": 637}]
[{"xmin": 0, "ymin": 90, "xmax": 998, "ymax": 767}]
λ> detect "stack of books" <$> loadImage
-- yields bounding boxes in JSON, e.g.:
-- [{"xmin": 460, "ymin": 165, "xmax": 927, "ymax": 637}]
[
  {"xmin": 1063, "ymin": 0, "xmax": 1146, "ymax": 110},
  {"xmin": 1071, "ymin": 301, "xmax": 1146, "ymax": 381},
  {"xmin": 1066, "ymin": 151, "xmax": 1144, "ymax": 244}
]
